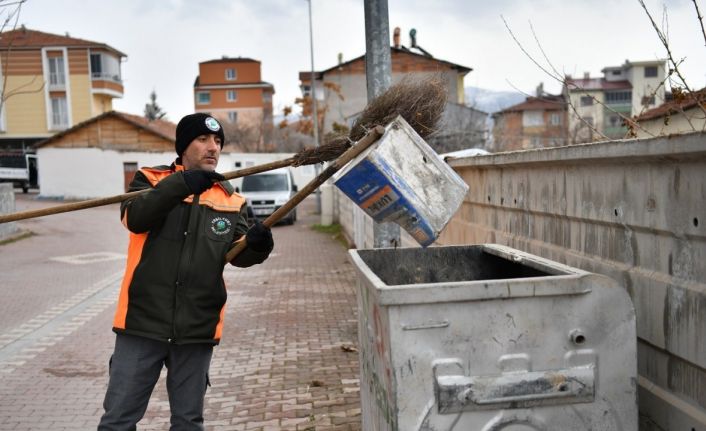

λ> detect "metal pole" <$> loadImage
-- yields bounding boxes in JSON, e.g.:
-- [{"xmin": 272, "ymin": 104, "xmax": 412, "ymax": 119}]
[
  {"xmin": 364, "ymin": 0, "xmax": 400, "ymax": 248},
  {"xmin": 307, "ymin": 0, "xmax": 321, "ymax": 214}
]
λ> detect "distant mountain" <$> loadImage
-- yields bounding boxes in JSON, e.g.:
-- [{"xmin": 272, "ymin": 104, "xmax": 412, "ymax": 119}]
[{"xmin": 465, "ymin": 87, "xmax": 525, "ymax": 114}]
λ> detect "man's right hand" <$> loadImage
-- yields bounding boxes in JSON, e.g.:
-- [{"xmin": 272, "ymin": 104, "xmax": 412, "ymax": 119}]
[{"xmin": 183, "ymin": 170, "xmax": 225, "ymax": 195}]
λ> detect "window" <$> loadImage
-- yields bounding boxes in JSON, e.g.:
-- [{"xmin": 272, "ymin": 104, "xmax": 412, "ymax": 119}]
[
  {"xmin": 301, "ymin": 84, "xmax": 311, "ymax": 97},
  {"xmin": 48, "ymin": 56, "xmax": 65, "ymax": 86},
  {"xmin": 226, "ymin": 90, "xmax": 237, "ymax": 102},
  {"xmin": 611, "ymin": 70, "xmax": 622, "ymax": 76},
  {"xmin": 241, "ymin": 174, "xmax": 289, "ymax": 192},
  {"xmin": 605, "ymin": 91, "xmax": 632, "ymax": 105},
  {"xmin": 550, "ymin": 113, "xmax": 561, "ymax": 126},
  {"xmin": 608, "ymin": 114, "xmax": 622, "ymax": 127},
  {"xmin": 225, "ymin": 68, "xmax": 236, "ymax": 80},
  {"xmin": 197, "ymin": 92, "xmax": 211, "ymax": 104},
  {"xmin": 531, "ymin": 137, "xmax": 542, "ymax": 147},
  {"xmin": 50, "ymin": 96, "xmax": 68, "ymax": 128},
  {"xmin": 228, "ymin": 111, "xmax": 238, "ymax": 123},
  {"xmin": 580, "ymin": 96, "xmax": 594, "ymax": 106},
  {"xmin": 234, "ymin": 161, "xmax": 242, "ymax": 168},
  {"xmin": 644, "ymin": 66, "xmax": 658, "ymax": 78},
  {"xmin": 582, "ymin": 116, "xmax": 594, "ymax": 126},
  {"xmin": 522, "ymin": 110, "xmax": 544, "ymax": 127},
  {"xmin": 263, "ymin": 92, "xmax": 272, "ymax": 103},
  {"xmin": 90, "ymin": 53, "xmax": 121, "ymax": 82}
]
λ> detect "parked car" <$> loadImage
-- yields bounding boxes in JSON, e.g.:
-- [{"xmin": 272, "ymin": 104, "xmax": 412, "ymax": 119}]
[
  {"xmin": 239, "ymin": 167, "xmax": 298, "ymax": 225},
  {"xmin": 0, "ymin": 151, "xmax": 37, "ymax": 193},
  {"xmin": 440, "ymin": 148, "xmax": 491, "ymax": 162}
]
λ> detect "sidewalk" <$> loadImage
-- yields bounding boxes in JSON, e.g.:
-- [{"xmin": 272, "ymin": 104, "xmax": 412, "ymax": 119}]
[{"xmin": 0, "ymin": 196, "xmax": 362, "ymax": 430}]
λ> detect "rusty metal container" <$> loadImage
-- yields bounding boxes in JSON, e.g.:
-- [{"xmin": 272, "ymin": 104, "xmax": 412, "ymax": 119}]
[{"xmin": 349, "ymin": 244, "xmax": 637, "ymax": 430}]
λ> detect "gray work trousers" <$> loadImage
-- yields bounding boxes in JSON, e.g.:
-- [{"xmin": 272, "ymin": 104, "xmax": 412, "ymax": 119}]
[{"xmin": 98, "ymin": 333, "xmax": 213, "ymax": 431}]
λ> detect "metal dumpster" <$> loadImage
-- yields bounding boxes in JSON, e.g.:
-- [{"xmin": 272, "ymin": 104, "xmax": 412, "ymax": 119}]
[{"xmin": 349, "ymin": 244, "xmax": 637, "ymax": 431}]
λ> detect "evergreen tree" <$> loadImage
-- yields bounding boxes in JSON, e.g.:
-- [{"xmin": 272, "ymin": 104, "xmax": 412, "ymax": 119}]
[{"xmin": 144, "ymin": 90, "xmax": 166, "ymax": 120}]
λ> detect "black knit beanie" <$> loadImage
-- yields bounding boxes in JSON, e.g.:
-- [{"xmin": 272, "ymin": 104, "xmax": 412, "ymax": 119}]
[{"xmin": 175, "ymin": 113, "xmax": 225, "ymax": 156}]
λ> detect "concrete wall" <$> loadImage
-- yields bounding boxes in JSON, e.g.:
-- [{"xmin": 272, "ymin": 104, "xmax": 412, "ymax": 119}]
[
  {"xmin": 36, "ymin": 148, "xmax": 316, "ymax": 199},
  {"xmin": 436, "ymin": 132, "xmax": 706, "ymax": 431},
  {"xmin": 0, "ymin": 183, "xmax": 18, "ymax": 241}
]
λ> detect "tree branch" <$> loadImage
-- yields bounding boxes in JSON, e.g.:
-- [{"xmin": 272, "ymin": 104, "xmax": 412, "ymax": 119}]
[
  {"xmin": 501, "ymin": 15, "xmax": 563, "ymax": 86},
  {"xmin": 4, "ymin": 74, "xmax": 43, "ymax": 98},
  {"xmin": 693, "ymin": 0, "xmax": 706, "ymax": 49},
  {"xmin": 637, "ymin": 0, "xmax": 692, "ymax": 92}
]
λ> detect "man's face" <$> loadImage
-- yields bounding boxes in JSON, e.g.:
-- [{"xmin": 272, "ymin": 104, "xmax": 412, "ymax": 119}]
[{"xmin": 181, "ymin": 134, "xmax": 221, "ymax": 171}]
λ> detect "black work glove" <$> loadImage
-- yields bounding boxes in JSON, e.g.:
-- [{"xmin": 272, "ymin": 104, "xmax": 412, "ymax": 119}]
[
  {"xmin": 182, "ymin": 170, "xmax": 225, "ymax": 195},
  {"xmin": 246, "ymin": 221, "xmax": 274, "ymax": 252}
]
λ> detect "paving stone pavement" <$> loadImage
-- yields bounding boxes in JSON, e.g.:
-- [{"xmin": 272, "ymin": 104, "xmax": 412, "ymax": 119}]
[{"xmin": 0, "ymin": 195, "xmax": 363, "ymax": 430}]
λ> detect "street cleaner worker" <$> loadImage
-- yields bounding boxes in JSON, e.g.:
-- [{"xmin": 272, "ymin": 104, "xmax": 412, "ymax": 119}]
[{"xmin": 98, "ymin": 113, "xmax": 273, "ymax": 430}]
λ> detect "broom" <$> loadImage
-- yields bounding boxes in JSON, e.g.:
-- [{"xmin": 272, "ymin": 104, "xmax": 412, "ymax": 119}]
[
  {"xmin": 0, "ymin": 141, "xmax": 351, "ymax": 224},
  {"xmin": 0, "ymin": 76, "xmax": 447, "ymax": 224},
  {"xmin": 226, "ymin": 76, "xmax": 448, "ymax": 262}
]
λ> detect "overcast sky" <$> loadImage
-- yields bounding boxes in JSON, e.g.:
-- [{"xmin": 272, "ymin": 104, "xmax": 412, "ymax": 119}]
[{"xmin": 18, "ymin": 0, "xmax": 706, "ymax": 122}]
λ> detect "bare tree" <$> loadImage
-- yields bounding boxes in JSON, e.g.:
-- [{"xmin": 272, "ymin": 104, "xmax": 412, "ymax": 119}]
[
  {"xmin": 427, "ymin": 103, "xmax": 488, "ymax": 153},
  {"xmin": 222, "ymin": 120, "xmax": 260, "ymax": 153},
  {"xmin": 0, "ymin": 1, "xmax": 43, "ymax": 124},
  {"xmin": 501, "ymin": 14, "xmax": 673, "ymax": 143}
]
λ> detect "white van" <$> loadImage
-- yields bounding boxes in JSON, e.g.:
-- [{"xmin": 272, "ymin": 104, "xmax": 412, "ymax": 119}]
[
  {"xmin": 239, "ymin": 167, "xmax": 298, "ymax": 225},
  {"xmin": 0, "ymin": 152, "xmax": 37, "ymax": 193}
]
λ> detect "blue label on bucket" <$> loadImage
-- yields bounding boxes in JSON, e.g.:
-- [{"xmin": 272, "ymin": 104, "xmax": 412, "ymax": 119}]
[{"xmin": 334, "ymin": 158, "xmax": 437, "ymax": 246}]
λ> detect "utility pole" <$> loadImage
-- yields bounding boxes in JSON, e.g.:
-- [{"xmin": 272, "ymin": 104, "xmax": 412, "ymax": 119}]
[
  {"xmin": 307, "ymin": 0, "xmax": 321, "ymax": 213},
  {"xmin": 364, "ymin": 0, "xmax": 400, "ymax": 248}
]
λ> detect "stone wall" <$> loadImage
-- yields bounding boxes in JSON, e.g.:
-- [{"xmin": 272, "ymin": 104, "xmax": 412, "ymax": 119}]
[{"xmin": 0, "ymin": 183, "xmax": 18, "ymax": 241}]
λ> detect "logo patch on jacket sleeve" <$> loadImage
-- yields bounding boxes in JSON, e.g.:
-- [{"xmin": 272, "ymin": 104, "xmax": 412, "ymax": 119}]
[{"xmin": 211, "ymin": 217, "xmax": 232, "ymax": 235}]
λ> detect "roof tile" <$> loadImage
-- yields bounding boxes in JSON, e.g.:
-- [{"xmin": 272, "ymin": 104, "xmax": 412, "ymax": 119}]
[{"xmin": 0, "ymin": 27, "xmax": 126, "ymax": 57}]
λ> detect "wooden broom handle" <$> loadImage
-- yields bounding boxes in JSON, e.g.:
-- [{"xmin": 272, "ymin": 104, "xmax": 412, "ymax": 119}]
[
  {"xmin": 0, "ymin": 157, "xmax": 300, "ymax": 224},
  {"xmin": 226, "ymin": 125, "xmax": 386, "ymax": 263}
]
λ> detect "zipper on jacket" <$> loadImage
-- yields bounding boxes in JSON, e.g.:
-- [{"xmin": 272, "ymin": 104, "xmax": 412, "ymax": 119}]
[
  {"xmin": 172, "ymin": 194, "xmax": 202, "ymax": 343},
  {"xmin": 172, "ymin": 199, "xmax": 193, "ymax": 343}
]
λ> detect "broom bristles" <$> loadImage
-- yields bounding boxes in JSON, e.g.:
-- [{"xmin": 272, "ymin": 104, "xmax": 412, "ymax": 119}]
[
  {"xmin": 291, "ymin": 136, "xmax": 350, "ymax": 166},
  {"xmin": 350, "ymin": 75, "xmax": 447, "ymax": 141},
  {"xmin": 290, "ymin": 76, "xmax": 447, "ymax": 166}
]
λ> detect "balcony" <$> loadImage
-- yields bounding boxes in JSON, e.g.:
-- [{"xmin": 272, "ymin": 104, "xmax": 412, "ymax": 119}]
[
  {"xmin": 89, "ymin": 52, "xmax": 123, "ymax": 97},
  {"xmin": 91, "ymin": 72, "xmax": 122, "ymax": 83}
]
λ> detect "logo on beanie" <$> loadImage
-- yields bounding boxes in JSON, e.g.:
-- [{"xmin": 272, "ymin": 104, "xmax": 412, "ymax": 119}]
[
  {"xmin": 205, "ymin": 117, "xmax": 221, "ymax": 132},
  {"xmin": 211, "ymin": 217, "xmax": 232, "ymax": 235}
]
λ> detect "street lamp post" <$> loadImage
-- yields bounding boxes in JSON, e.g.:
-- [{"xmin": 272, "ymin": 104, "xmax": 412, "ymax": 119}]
[
  {"xmin": 307, "ymin": 0, "xmax": 321, "ymax": 213},
  {"xmin": 364, "ymin": 0, "xmax": 400, "ymax": 248}
]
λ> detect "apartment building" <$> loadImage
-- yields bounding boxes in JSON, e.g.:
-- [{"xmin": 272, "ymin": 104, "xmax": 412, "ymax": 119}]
[
  {"xmin": 564, "ymin": 59, "xmax": 666, "ymax": 142},
  {"xmin": 0, "ymin": 27, "xmax": 126, "ymax": 149},
  {"xmin": 193, "ymin": 57, "xmax": 274, "ymax": 136},
  {"xmin": 492, "ymin": 92, "xmax": 567, "ymax": 151},
  {"xmin": 298, "ymin": 28, "xmax": 484, "ymax": 151},
  {"xmin": 299, "ymin": 47, "xmax": 470, "ymax": 132}
]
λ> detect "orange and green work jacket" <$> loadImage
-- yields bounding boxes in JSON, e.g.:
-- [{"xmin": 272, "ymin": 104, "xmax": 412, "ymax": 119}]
[{"xmin": 113, "ymin": 162, "xmax": 270, "ymax": 345}]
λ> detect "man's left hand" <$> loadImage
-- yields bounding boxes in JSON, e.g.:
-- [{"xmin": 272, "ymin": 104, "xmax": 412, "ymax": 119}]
[{"xmin": 246, "ymin": 221, "xmax": 273, "ymax": 252}]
